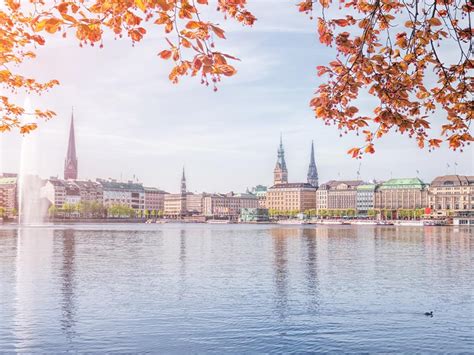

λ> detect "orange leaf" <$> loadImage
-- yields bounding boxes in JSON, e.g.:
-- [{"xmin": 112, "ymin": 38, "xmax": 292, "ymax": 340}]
[{"xmin": 158, "ymin": 50, "xmax": 172, "ymax": 59}]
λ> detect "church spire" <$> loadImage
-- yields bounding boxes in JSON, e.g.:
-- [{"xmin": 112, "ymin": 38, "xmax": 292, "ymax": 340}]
[
  {"xmin": 180, "ymin": 166, "xmax": 187, "ymax": 195},
  {"xmin": 307, "ymin": 140, "xmax": 318, "ymax": 187},
  {"xmin": 273, "ymin": 134, "xmax": 288, "ymax": 185},
  {"xmin": 64, "ymin": 109, "xmax": 78, "ymax": 180}
]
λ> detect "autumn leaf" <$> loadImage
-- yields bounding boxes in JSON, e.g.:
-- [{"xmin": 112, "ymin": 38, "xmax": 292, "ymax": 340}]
[
  {"xmin": 216, "ymin": 64, "xmax": 236, "ymax": 76},
  {"xmin": 158, "ymin": 50, "xmax": 172, "ymax": 59}
]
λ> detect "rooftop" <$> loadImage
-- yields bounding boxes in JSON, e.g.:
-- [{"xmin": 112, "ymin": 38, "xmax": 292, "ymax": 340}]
[
  {"xmin": 430, "ymin": 175, "xmax": 474, "ymax": 187},
  {"xmin": 379, "ymin": 178, "xmax": 428, "ymax": 189},
  {"xmin": 97, "ymin": 179, "xmax": 144, "ymax": 192},
  {"xmin": 0, "ymin": 177, "xmax": 17, "ymax": 185},
  {"xmin": 320, "ymin": 180, "xmax": 364, "ymax": 189},
  {"xmin": 270, "ymin": 182, "xmax": 317, "ymax": 189},
  {"xmin": 357, "ymin": 184, "xmax": 378, "ymax": 191}
]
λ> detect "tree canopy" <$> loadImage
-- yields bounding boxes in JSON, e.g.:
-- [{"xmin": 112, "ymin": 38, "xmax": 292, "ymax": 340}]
[{"xmin": 0, "ymin": 0, "xmax": 472, "ymax": 156}]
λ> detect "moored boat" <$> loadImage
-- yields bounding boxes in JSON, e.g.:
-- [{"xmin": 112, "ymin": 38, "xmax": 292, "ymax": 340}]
[
  {"xmin": 277, "ymin": 219, "xmax": 310, "ymax": 225},
  {"xmin": 207, "ymin": 219, "xmax": 234, "ymax": 224}
]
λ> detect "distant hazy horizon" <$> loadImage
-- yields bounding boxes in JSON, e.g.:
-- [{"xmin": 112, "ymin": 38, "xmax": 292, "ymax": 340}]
[{"xmin": 0, "ymin": 1, "xmax": 472, "ymax": 193}]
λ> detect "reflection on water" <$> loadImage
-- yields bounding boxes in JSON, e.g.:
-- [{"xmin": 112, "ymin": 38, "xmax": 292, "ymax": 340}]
[
  {"xmin": 58, "ymin": 229, "xmax": 77, "ymax": 342},
  {"xmin": 0, "ymin": 224, "xmax": 472, "ymax": 352},
  {"xmin": 272, "ymin": 228, "xmax": 289, "ymax": 320},
  {"xmin": 301, "ymin": 229, "xmax": 320, "ymax": 312}
]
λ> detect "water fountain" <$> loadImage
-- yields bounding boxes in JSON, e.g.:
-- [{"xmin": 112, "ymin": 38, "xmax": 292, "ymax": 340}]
[{"xmin": 17, "ymin": 98, "xmax": 48, "ymax": 225}]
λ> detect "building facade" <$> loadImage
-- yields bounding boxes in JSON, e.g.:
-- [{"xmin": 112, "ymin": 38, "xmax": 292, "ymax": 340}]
[
  {"xmin": 0, "ymin": 175, "xmax": 18, "ymax": 217},
  {"xmin": 250, "ymin": 185, "xmax": 267, "ymax": 208},
  {"xmin": 203, "ymin": 193, "xmax": 259, "ymax": 219},
  {"xmin": 316, "ymin": 184, "xmax": 329, "ymax": 210},
  {"xmin": 42, "ymin": 179, "xmax": 67, "ymax": 208},
  {"xmin": 356, "ymin": 184, "xmax": 377, "ymax": 215},
  {"xmin": 42, "ymin": 179, "xmax": 103, "ymax": 209},
  {"xmin": 186, "ymin": 193, "xmax": 204, "ymax": 215},
  {"xmin": 74, "ymin": 180, "xmax": 103, "ymax": 203},
  {"xmin": 98, "ymin": 179, "xmax": 145, "ymax": 212},
  {"xmin": 428, "ymin": 175, "xmax": 474, "ymax": 214},
  {"xmin": 144, "ymin": 187, "xmax": 167, "ymax": 215},
  {"xmin": 327, "ymin": 180, "xmax": 363, "ymax": 210},
  {"xmin": 375, "ymin": 178, "xmax": 429, "ymax": 210},
  {"xmin": 267, "ymin": 183, "xmax": 317, "ymax": 212}
]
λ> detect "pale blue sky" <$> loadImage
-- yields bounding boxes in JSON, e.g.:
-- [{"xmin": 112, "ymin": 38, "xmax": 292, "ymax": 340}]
[{"xmin": 0, "ymin": 1, "xmax": 472, "ymax": 193}]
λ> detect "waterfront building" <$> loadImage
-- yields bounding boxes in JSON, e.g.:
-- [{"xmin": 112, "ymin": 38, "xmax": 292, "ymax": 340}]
[
  {"xmin": 164, "ymin": 194, "xmax": 185, "ymax": 217},
  {"xmin": 375, "ymin": 178, "xmax": 429, "ymax": 211},
  {"xmin": 42, "ymin": 179, "xmax": 66, "ymax": 208},
  {"xmin": 203, "ymin": 192, "xmax": 259, "ymax": 219},
  {"xmin": 273, "ymin": 135, "xmax": 288, "ymax": 185},
  {"xmin": 327, "ymin": 180, "xmax": 363, "ymax": 210},
  {"xmin": 267, "ymin": 183, "xmax": 317, "ymax": 213},
  {"xmin": 74, "ymin": 180, "xmax": 103, "ymax": 203},
  {"xmin": 42, "ymin": 179, "xmax": 102, "ymax": 208},
  {"xmin": 307, "ymin": 141, "xmax": 319, "ymax": 187},
  {"xmin": 98, "ymin": 179, "xmax": 145, "ymax": 212},
  {"xmin": 64, "ymin": 111, "xmax": 78, "ymax": 180},
  {"xmin": 316, "ymin": 183, "xmax": 329, "ymax": 210},
  {"xmin": 267, "ymin": 137, "xmax": 317, "ymax": 213},
  {"xmin": 0, "ymin": 175, "xmax": 18, "ymax": 217},
  {"xmin": 42, "ymin": 178, "xmax": 82, "ymax": 208},
  {"xmin": 186, "ymin": 193, "xmax": 205, "ymax": 215},
  {"xmin": 64, "ymin": 181, "xmax": 81, "ymax": 205},
  {"xmin": 250, "ymin": 185, "xmax": 267, "ymax": 208},
  {"xmin": 356, "ymin": 184, "xmax": 378, "ymax": 215},
  {"xmin": 164, "ymin": 168, "xmax": 188, "ymax": 217},
  {"xmin": 144, "ymin": 187, "xmax": 168, "ymax": 215},
  {"xmin": 240, "ymin": 208, "xmax": 269, "ymax": 222},
  {"xmin": 428, "ymin": 175, "xmax": 474, "ymax": 215}
]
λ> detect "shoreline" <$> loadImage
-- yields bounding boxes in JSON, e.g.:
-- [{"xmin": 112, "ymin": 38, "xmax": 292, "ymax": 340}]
[{"xmin": 0, "ymin": 218, "xmax": 465, "ymax": 227}]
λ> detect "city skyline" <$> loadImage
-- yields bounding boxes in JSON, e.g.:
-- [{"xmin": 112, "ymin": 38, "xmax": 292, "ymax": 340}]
[{"xmin": 0, "ymin": 111, "xmax": 472, "ymax": 194}]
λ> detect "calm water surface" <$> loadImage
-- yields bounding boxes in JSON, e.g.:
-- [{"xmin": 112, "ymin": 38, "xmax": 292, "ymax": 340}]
[{"xmin": 0, "ymin": 224, "xmax": 472, "ymax": 352}]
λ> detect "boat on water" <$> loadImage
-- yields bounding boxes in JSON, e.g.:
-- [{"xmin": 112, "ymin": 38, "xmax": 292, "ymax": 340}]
[
  {"xmin": 316, "ymin": 220, "xmax": 345, "ymax": 225},
  {"xmin": 277, "ymin": 220, "xmax": 311, "ymax": 225},
  {"xmin": 351, "ymin": 220, "xmax": 379, "ymax": 225},
  {"xmin": 392, "ymin": 220, "xmax": 423, "ymax": 226},
  {"xmin": 207, "ymin": 219, "xmax": 234, "ymax": 224},
  {"xmin": 376, "ymin": 220, "xmax": 395, "ymax": 225},
  {"xmin": 423, "ymin": 219, "xmax": 447, "ymax": 226}
]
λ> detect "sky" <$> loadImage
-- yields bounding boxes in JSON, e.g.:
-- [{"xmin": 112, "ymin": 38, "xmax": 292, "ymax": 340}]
[{"xmin": 0, "ymin": 0, "xmax": 472, "ymax": 193}]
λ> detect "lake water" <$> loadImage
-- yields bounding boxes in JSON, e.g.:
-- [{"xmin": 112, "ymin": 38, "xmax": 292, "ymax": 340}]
[{"xmin": 0, "ymin": 224, "xmax": 472, "ymax": 352}]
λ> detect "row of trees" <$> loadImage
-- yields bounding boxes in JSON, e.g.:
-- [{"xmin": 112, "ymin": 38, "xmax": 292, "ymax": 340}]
[
  {"xmin": 49, "ymin": 201, "xmax": 107, "ymax": 219},
  {"xmin": 268, "ymin": 209, "xmax": 301, "ymax": 218},
  {"xmin": 369, "ymin": 209, "xmax": 426, "ymax": 220},
  {"xmin": 48, "ymin": 202, "xmax": 164, "ymax": 219},
  {"xmin": 268, "ymin": 208, "xmax": 429, "ymax": 220}
]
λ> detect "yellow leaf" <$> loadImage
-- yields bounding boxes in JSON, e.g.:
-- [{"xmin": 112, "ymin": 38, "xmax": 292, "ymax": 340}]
[{"xmin": 135, "ymin": 0, "xmax": 146, "ymax": 12}]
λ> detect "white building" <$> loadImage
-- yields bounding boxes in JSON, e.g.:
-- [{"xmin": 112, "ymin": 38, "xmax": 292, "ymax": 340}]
[{"xmin": 97, "ymin": 179, "xmax": 145, "ymax": 212}]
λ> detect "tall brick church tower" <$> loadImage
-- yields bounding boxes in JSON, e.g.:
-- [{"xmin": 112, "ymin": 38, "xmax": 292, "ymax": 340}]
[{"xmin": 64, "ymin": 110, "xmax": 78, "ymax": 180}]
